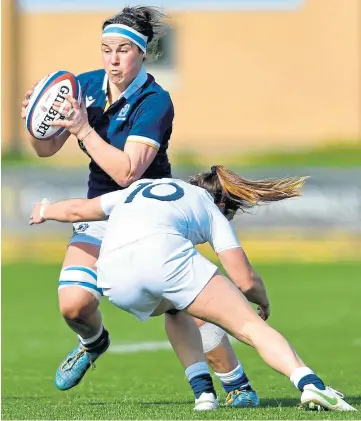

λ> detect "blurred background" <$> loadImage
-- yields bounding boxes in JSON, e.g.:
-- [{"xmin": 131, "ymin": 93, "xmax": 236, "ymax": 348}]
[
  {"xmin": 2, "ymin": 0, "xmax": 361, "ymax": 263},
  {"xmin": 2, "ymin": 3, "xmax": 361, "ymax": 419}
]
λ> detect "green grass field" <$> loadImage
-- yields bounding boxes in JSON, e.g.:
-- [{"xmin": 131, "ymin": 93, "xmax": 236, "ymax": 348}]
[{"xmin": 2, "ymin": 261, "xmax": 361, "ymax": 420}]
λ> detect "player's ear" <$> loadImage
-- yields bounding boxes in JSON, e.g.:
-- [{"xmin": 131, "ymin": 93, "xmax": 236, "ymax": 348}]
[{"xmin": 138, "ymin": 47, "xmax": 146, "ymax": 61}]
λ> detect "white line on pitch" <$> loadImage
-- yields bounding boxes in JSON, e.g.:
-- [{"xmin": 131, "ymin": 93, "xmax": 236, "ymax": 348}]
[
  {"xmin": 109, "ymin": 341, "xmax": 173, "ymax": 354},
  {"xmin": 109, "ymin": 336, "xmax": 239, "ymax": 354}
]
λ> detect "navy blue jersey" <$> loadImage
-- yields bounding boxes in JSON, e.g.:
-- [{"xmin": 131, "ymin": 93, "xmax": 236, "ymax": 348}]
[{"xmin": 77, "ymin": 67, "xmax": 173, "ymax": 199}]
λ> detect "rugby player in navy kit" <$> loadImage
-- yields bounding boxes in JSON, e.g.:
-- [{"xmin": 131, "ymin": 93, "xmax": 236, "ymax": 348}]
[{"xmin": 21, "ymin": 6, "xmax": 259, "ymax": 406}]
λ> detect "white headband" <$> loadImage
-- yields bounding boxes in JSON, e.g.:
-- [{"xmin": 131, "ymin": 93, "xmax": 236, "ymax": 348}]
[{"xmin": 102, "ymin": 24, "xmax": 148, "ymax": 53}]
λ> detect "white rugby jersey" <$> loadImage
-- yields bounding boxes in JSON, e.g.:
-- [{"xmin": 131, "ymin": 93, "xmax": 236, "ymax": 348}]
[{"xmin": 99, "ymin": 178, "xmax": 241, "ymax": 255}]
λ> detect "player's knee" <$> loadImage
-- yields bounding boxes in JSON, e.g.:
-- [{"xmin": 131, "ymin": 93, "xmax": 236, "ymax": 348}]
[
  {"xmin": 58, "ymin": 266, "xmax": 101, "ymax": 319},
  {"xmin": 59, "ymin": 290, "xmax": 99, "ymax": 320},
  {"xmin": 199, "ymin": 322, "xmax": 226, "ymax": 353},
  {"xmin": 59, "ymin": 301, "xmax": 85, "ymax": 321}
]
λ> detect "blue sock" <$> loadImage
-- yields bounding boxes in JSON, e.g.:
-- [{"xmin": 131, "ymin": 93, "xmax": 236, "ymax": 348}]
[
  {"xmin": 298, "ymin": 374, "xmax": 326, "ymax": 392},
  {"xmin": 185, "ymin": 362, "xmax": 216, "ymax": 399},
  {"xmin": 222, "ymin": 373, "xmax": 251, "ymax": 393},
  {"xmin": 215, "ymin": 362, "xmax": 252, "ymax": 393},
  {"xmin": 290, "ymin": 367, "xmax": 326, "ymax": 392}
]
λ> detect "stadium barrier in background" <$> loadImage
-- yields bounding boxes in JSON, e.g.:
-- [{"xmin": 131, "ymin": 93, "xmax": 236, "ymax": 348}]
[{"xmin": 2, "ymin": 167, "xmax": 361, "ymax": 264}]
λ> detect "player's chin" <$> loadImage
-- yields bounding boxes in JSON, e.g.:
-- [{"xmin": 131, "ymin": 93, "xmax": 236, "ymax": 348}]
[{"xmin": 108, "ymin": 73, "xmax": 124, "ymax": 84}]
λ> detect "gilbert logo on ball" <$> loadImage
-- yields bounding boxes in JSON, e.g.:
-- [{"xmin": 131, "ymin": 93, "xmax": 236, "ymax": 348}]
[{"xmin": 26, "ymin": 71, "xmax": 81, "ymax": 140}]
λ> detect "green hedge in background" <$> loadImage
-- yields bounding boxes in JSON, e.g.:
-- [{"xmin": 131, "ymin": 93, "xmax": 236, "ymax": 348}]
[{"xmin": 2, "ymin": 140, "xmax": 361, "ymax": 169}]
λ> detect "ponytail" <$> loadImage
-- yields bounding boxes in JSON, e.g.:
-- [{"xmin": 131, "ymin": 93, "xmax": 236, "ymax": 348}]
[{"xmin": 190, "ymin": 165, "xmax": 307, "ymax": 213}]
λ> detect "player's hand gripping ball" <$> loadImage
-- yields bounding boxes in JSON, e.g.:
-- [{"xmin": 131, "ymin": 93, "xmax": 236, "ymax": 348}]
[{"xmin": 25, "ymin": 71, "xmax": 81, "ymax": 140}]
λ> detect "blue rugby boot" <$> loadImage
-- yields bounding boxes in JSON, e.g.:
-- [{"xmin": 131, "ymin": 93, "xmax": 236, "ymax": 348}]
[
  {"xmin": 224, "ymin": 388, "xmax": 260, "ymax": 408},
  {"xmin": 55, "ymin": 328, "xmax": 110, "ymax": 390}
]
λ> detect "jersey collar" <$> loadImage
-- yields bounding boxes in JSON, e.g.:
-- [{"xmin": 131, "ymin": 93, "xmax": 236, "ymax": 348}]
[{"xmin": 102, "ymin": 66, "xmax": 148, "ymax": 101}]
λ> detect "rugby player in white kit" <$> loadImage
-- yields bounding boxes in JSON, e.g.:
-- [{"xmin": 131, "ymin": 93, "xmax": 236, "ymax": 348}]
[{"xmin": 30, "ymin": 166, "xmax": 356, "ymax": 412}]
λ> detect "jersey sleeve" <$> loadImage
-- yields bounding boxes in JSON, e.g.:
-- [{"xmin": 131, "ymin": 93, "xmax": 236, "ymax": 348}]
[
  {"xmin": 127, "ymin": 93, "xmax": 174, "ymax": 149},
  {"xmin": 100, "ymin": 191, "xmax": 125, "ymax": 216},
  {"xmin": 202, "ymin": 191, "xmax": 241, "ymax": 253}
]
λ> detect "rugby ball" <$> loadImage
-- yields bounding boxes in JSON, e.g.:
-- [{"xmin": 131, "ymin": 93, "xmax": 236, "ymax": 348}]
[{"xmin": 26, "ymin": 71, "xmax": 81, "ymax": 140}]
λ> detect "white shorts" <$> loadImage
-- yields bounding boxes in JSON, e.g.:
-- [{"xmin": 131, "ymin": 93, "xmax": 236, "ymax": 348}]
[
  {"xmin": 96, "ymin": 234, "xmax": 218, "ymax": 321},
  {"xmin": 69, "ymin": 220, "xmax": 107, "ymax": 247}
]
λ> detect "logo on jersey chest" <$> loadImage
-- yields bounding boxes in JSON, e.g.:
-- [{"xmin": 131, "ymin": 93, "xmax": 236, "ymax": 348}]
[
  {"xmin": 85, "ymin": 96, "xmax": 96, "ymax": 108},
  {"xmin": 116, "ymin": 104, "xmax": 130, "ymax": 121}
]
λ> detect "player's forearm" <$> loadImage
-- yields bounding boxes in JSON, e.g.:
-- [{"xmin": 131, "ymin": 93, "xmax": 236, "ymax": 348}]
[
  {"xmin": 81, "ymin": 127, "xmax": 133, "ymax": 186},
  {"xmin": 219, "ymin": 248, "xmax": 269, "ymax": 307},
  {"xmin": 28, "ymin": 131, "xmax": 69, "ymax": 157},
  {"xmin": 242, "ymin": 275, "xmax": 269, "ymax": 309},
  {"xmin": 43, "ymin": 199, "xmax": 93, "ymax": 222}
]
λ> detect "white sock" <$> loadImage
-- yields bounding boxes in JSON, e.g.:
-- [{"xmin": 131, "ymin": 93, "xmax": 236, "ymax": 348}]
[
  {"xmin": 290, "ymin": 366, "xmax": 314, "ymax": 389},
  {"xmin": 214, "ymin": 361, "xmax": 245, "ymax": 384},
  {"xmin": 78, "ymin": 325, "xmax": 104, "ymax": 346}
]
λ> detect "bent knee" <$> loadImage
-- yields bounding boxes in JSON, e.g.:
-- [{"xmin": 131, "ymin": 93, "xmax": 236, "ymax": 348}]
[{"xmin": 59, "ymin": 287, "xmax": 99, "ymax": 320}]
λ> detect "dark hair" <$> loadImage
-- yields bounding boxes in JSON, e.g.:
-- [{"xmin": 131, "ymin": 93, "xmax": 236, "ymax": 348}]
[
  {"xmin": 102, "ymin": 6, "xmax": 169, "ymax": 61},
  {"xmin": 189, "ymin": 165, "xmax": 307, "ymax": 214}
]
